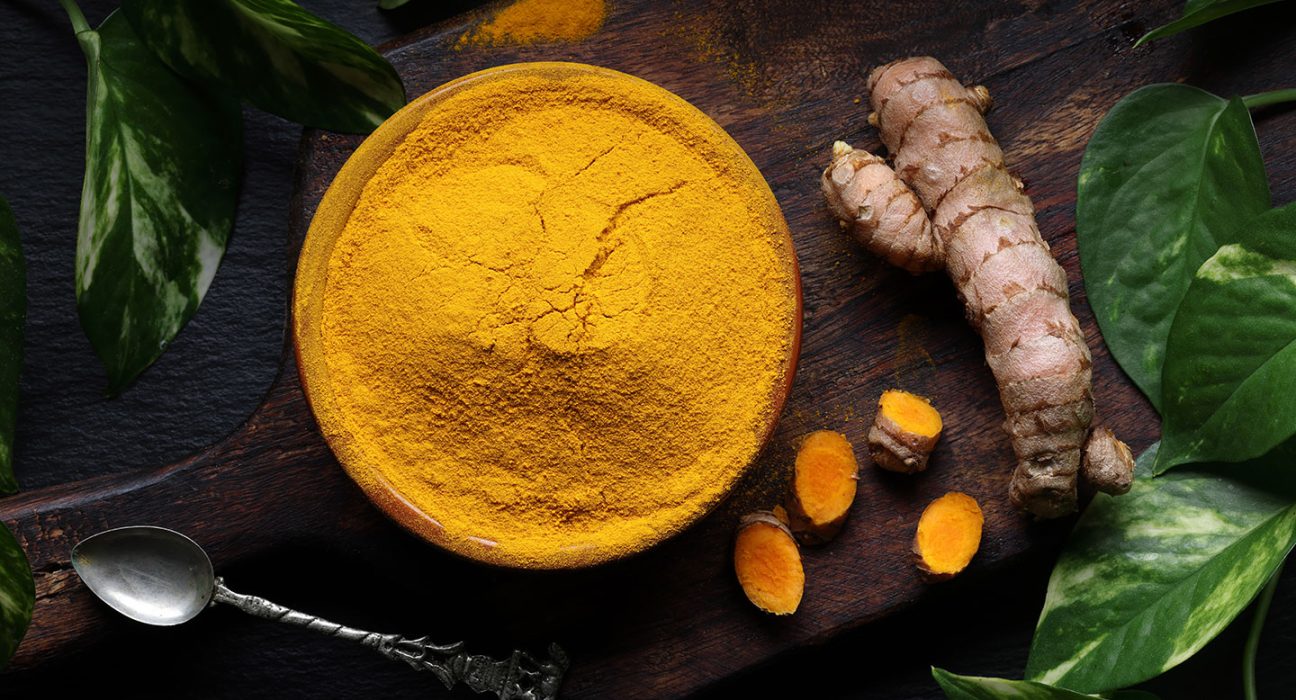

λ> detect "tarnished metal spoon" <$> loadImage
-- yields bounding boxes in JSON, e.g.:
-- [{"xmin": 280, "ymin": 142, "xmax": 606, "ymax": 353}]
[{"xmin": 72, "ymin": 526, "xmax": 567, "ymax": 699}]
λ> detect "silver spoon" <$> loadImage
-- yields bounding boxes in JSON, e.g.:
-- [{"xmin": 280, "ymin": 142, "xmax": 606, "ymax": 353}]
[{"xmin": 72, "ymin": 526, "xmax": 567, "ymax": 700}]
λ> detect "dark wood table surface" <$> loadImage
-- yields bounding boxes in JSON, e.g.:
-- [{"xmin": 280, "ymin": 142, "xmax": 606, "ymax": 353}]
[{"xmin": 1, "ymin": 1, "xmax": 1295, "ymax": 697}]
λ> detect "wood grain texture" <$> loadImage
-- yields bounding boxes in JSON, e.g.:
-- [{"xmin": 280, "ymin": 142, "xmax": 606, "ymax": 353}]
[{"xmin": 3, "ymin": 0, "xmax": 1294, "ymax": 697}]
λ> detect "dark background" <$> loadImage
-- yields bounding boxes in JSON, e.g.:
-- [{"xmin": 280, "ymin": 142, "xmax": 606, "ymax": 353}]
[{"xmin": 2, "ymin": 0, "xmax": 1295, "ymax": 697}]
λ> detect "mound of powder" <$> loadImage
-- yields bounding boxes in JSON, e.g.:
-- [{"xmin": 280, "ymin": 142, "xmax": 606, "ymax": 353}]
[{"xmin": 301, "ymin": 64, "xmax": 798, "ymax": 568}]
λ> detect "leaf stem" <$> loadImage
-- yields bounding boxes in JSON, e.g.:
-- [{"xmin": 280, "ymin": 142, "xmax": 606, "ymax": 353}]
[
  {"xmin": 57, "ymin": 0, "xmax": 91, "ymax": 34},
  {"xmin": 1243, "ymin": 559, "xmax": 1285, "ymax": 700},
  {"xmin": 1243, "ymin": 89, "xmax": 1296, "ymax": 110}
]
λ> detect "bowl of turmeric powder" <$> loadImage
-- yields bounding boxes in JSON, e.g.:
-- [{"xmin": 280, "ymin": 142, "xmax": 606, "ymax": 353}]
[{"xmin": 294, "ymin": 62, "xmax": 801, "ymax": 569}]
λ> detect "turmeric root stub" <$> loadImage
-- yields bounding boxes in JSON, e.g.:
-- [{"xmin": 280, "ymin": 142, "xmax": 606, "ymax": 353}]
[
  {"xmin": 294, "ymin": 64, "xmax": 799, "ymax": 569},
  {"xmin": 868, "ymin": 389, "xmax": 942, "ymax": 473}
]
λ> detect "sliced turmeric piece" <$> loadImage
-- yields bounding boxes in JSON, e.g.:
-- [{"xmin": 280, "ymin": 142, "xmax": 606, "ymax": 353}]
[
  {"xmin": 868, "ymin": 389, "xmax": 942, "ymax": 473},
  {"xmin": 786, "ymin": 430, "xmax": 859, "ymax": 544},
  {"xmin": 913, "ymin": 492, "xmax": 983, "ymax": 580},
  {"xmin": 734, "ymin": 511, "xmax": 804, "ymax": 615}
]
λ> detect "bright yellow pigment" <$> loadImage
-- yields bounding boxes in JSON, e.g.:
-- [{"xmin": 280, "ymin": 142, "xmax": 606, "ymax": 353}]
[
  {"xmin": 299, "ymin": 64, "xmax": 798, "ymax": 568},
  {"xmin": 458, "ymin": 0, "xmax": 606, "ymax": 47}
]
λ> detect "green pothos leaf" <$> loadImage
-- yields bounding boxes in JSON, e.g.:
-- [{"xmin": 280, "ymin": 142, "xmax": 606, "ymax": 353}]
[
  {"xmin": 1157, "ymin": 204, "xmax": 1296, "ymax": 472},
  {"xmin": 1076, "ymin": 84, "xmax": 1269, "ymax": 411},
  {"xmin": 933, "ymin": 668, "xmax": 1159, "ymax": 700},
  {"xmin": 0, "ymin": 198, "xmax": 23, "ymax": 495},
  {"xmin": 0, "ymin": 521, "xmax": 33, "ymax": 669},
  {"xmin": 122, "ymin": 0, "xmax": 405, "ymax": 133},
  {"xmin": 1025, "ymin": 443, "xmax": 1296, "ymax": 692},
  {"xmin": 0, "ymin": 199, "xmax": 30, "ymax": 667},
  {"xmin": 1136, "ymin": 0, "xmax": 1288, "ymax": 46},
  {"xmin": 378, "ymin": 0, "xmax": 413, "ymax": 8},
  {"xmin": 70, "ymin": 9, "xmax": 242, "ymax": 394}
]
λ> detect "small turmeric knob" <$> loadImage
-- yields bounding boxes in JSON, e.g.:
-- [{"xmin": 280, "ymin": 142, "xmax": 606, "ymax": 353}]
[{"xmin": 1082, "ymin": 427, "xmax": 1135, "ymax": 495}]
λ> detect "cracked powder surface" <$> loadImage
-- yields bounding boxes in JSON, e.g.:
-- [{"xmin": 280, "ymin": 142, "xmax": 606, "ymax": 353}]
[{"xmin": 318, "ymin": 66, "xmax": 797, "ymax": 567}]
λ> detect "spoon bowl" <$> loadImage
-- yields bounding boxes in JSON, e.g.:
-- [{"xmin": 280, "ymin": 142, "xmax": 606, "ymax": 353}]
[{"xmin": 71, "ymin": 526, "xmax": 214, "ymax": 626}]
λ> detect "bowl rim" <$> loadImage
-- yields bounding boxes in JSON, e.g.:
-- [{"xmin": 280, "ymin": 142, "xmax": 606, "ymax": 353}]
[{"xmin": 292, "ymin": 61, "xmax": 803, "ymax": 569}]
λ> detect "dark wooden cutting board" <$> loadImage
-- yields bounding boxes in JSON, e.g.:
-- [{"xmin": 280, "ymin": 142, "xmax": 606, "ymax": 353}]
[{"xmin": 10, "ymin": 0, "xmax": 1296, "ymax": 696}]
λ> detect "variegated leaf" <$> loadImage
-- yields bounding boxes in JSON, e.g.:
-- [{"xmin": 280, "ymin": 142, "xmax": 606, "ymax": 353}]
[
  {"xmin": 933, "ymin": 668, "xmax": 1159, "ymax": 700},
  {"xmin": 1025, "ymin": 443, "xmax": 1296, "ymax": 692},
  {"xmin": 0, "ymin": 521, "xmax": 33, "ymax": 668},
  {"xmin": 0, "ymin": 197, "xmax": 23, "ymax": 494},
  {"xmin": 122, "ymin": 0, "xmax": 405, "ymax": 134},
  {"xmin": 1157, "ymin": 204, "xmax": 1296, "ymax": 472},
  {"xmin": 1136, "ymin": 0, "xmax": 1287, "ymax": 46},
  {"xmin": 1076, "ymin": 85, "xmax": 1269, "ymax": 412},
  {"xmin": 72, "ymin": 11, "xmax": 242, "ymax": 394}
]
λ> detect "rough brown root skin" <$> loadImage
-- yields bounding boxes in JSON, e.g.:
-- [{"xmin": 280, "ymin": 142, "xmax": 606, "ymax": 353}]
[
  {"xmin": 1009, "ymin": 454, "xmax": 1080, "ymax": 518},
  {"xmin": 1083, "ymin": 427, "xmax": 1135, "ymax": 495},
  {"xmin": 786, "ymin": 430, "xmax": 860, "ymax": 544},
  {"xmin": 868, "ymin": 390, "xmax": 943, "ymax": 473},
  {"xmin": 734, "ymin": 511, "xmax": 805, "ymax": 615},
  {"xmin": 822, "ymin": 56, "xmax": 1130, "ymax": 518},
  {"xmin": 821, "ymin": 142, "xmax": 944, "ymax": 274},
  {"xmin": 913, "ymin": 492, "xmax": 984, "ymax": 580}
]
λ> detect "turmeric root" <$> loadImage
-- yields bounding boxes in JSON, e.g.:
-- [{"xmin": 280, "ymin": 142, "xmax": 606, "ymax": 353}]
[
  {"xmin": 821, "ymin": 56, "xmax": 1135, "ymax": 518},
  {"xmin": 734, "ymin": 511, "xmax": 804, "ymax": 615},
  {"xmin": 868, "ymin": 390, "xmax": 942, "ymax": 473},
  {"xmin": 913, "ymin": 492, "xmax": 983, "ymax": 579},
  {"xmin": 786, "ymin": 430, "xmax": 859, "ymax": 543}
]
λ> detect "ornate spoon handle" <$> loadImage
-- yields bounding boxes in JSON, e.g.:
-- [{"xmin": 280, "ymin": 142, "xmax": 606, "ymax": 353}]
[{"xmin": 212, "ymin": 578, "xmax": 568, "ymax": 699}]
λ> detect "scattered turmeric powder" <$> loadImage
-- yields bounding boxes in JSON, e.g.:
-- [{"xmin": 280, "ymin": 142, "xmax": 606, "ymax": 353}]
[
  {"xmin": 913, "ymin": 492, "xmax": 983, "ymax": 580},
  {"xmin": 786, "ymin": 430, "xmax": 859, "ymax": 544},
  {"xmin": 457, "ymin": 0, "xmax": 606, "ymax": 48},
  {"xmin": 295, "ymin": 64, "xmax": 799, "ymax": 568},
  {"xmin": 868, "ymin": 390, "xmax": 942, "ymax": 473},
  {"xmin": 734, "ymin": 511, "xmax": 805, "ymax": 615}
]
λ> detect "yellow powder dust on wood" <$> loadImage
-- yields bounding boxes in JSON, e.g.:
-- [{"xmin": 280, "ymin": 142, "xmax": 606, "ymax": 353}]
[
  {"xmin": 458, "ymin": 0, "xmax": 606, "ymax": 47},
  {"xmin": 298, "ymin": 64, "xmax": 799, "ymax": 568}
]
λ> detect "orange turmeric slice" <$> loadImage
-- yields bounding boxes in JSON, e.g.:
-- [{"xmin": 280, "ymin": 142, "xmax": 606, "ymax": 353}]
[
  {"xmin": 786, "ymin": 430, "xmax": 859, "ymax": 544},
  {"xmin": 734, "ymin": 511, "xmax": 804, "ymax": 615},
  {"xmin": 913, "ymin": 492, "xmax": 983, "ymax": 580},
  {"xmin": 868, "ymin": 389, "xmax": 942, "ymax": 473}
]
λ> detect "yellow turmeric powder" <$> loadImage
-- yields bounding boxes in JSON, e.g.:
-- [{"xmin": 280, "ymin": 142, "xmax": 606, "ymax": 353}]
[
  {"xmin": 458, "ymin": 0, "xmax": 606, "ymax": 48},
  {"xmin": 295, "ymin": 63, "xmax": 799, "ymax": 569}
]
